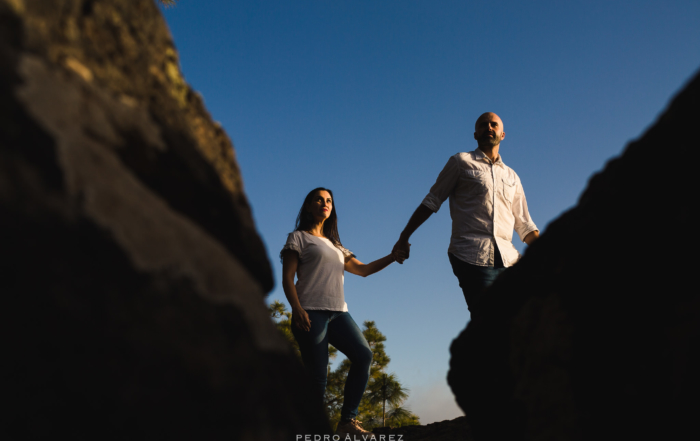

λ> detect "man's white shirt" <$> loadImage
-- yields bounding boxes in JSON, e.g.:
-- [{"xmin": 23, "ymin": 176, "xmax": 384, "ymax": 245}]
[{"xmin": 421, "ymin": 148, "xmax": 538, "ymax": 268}]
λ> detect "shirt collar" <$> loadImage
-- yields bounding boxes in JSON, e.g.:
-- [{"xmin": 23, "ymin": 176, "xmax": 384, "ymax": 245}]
[{"xmin": 473, "ymin": 148, "xmax": 505, "ymax": 167}]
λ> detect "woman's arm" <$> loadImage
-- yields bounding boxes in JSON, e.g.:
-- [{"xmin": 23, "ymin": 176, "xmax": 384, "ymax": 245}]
[
  {"xmin": 344, "ymin": 253, "xmax": 397, "ymax": 278},
  {"xmin": 281, "ymin": 250, "xmax": 311, "ymax": 331}
]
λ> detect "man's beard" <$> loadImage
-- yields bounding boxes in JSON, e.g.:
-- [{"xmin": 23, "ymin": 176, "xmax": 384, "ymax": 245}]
[{"xmin": 477, "ymin": 133, "xmax": 501, "ymax": 148}]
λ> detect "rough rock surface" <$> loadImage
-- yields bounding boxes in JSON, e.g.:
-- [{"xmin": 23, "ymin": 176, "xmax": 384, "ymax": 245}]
[
  {"xmin": 372, "ymin": 417, "xmax": 473, "ymax": 441},
  {"xmin": 448, "ymin": 71, "xmax": 700, "ymax": 441},
  {"xmin": 2, "ymin": 0, "xmax": 328, "ymax": 439}
]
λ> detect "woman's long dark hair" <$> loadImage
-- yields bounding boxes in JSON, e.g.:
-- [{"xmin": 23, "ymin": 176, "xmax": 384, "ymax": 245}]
[{"xmin": 295, "ymin": 187, "xmax": 343, "ymax": 246}]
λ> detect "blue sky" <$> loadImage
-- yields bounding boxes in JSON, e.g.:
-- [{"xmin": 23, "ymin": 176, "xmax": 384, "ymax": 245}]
[{"xmin": 161, "ymin": 0, "xmax": 700, "ymax": 423}]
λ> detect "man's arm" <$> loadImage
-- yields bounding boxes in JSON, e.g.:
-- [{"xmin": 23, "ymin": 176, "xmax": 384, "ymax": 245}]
[
  {"xmin": 523, "ymin": 229, "xmax": 539, "ymax": 245},
  {"xmin": 392, "ymin": 204, "xmax": 434, "ymax": 263},
  {"xmin": 511, "ymin": 174, "xmax": 539, "ymax": 246},
  {"xmin": 394, "ymin": 155, "xmax": 459, "ymax": 263}
]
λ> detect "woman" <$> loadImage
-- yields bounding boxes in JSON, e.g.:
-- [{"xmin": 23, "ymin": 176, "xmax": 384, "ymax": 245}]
[{"xmin": 280, "ymin": 187, "xmax": 403, "ymax": 437}]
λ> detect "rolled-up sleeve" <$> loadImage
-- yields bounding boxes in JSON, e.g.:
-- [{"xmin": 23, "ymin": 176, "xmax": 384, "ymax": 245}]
[
  {"xmin": 512, "ymin": 177, "xmax": 538, "ymax": 242},
  {"xmin": 421, "ymin": 155, "xmax": 460, "ymax": 213},
  {"xmin": 280, "ymin": 232, "xmax": 302, "ymax": 263}
]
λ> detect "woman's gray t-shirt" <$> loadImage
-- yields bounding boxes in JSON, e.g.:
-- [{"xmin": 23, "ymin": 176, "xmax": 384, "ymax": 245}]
[{"xmin": 281, "ymin": 231, "xmax": 355, "ymax": 311}]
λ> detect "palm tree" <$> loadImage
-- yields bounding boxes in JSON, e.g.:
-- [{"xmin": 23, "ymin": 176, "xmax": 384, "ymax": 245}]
[
  {"xmin": 386, "ymin": 404, "xmax": 412, "ymax": 421},
  {"xmin": 157, "ymin": 0, "xmax": 178, "ymax": 7},
  {"xmin": 385, "ymin": 404, "xmax": 420, "ymax": 427},
  {"xmin": 366, "ymin": 373, "xmax": 409, "ymax": 427}
]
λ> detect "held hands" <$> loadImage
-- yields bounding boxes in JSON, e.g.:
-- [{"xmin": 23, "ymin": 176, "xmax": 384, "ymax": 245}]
[
  {"xmin": 392, "ymin": 238, "xmax": 411, "ymax": 264},
  {"xmin": 292, "ymin": 306, "xmax": 311, "ymax": 332}
]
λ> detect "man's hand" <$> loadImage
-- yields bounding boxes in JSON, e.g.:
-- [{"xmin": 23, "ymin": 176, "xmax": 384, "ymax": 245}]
[
  {"xmin": 391, "ymin": 247, "xmax": 409, "ymax": 263},
  {"xmin": 392, "ymin": 238, "xmax": 411, "ymax": 264}
]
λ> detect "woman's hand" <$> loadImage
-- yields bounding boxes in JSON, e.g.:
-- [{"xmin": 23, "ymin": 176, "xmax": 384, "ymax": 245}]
[
  {"xmin": 292, "ymin": 306, "xmax": 311, "ymax": 332},
  {"xmin": 345, "ymin": 247, "xmax": 409, "ymax": 277}
]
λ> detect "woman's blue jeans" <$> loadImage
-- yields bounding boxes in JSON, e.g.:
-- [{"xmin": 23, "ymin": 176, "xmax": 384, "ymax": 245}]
[{"xmin": 292, "ymin": 310, "xmax": 373, "ymax": 421}]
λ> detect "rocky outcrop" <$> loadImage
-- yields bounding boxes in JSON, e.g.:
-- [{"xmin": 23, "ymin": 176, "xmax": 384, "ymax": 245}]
[
  {"xmin": 448, "ymin": 70, "xmax": 700, "ymax": 441},
  {"xmin": 1, "ymin": 0, "xmax": 328, "ymax": 439},
  {"xmin": 372, "ymin": 417, "xmax": 473, "ymax": 441}
]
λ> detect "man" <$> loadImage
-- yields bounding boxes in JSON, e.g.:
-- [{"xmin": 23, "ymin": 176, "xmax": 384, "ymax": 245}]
[{"xmin": 392, "ymin": 112, "xmax": 539, "ymax": 312}]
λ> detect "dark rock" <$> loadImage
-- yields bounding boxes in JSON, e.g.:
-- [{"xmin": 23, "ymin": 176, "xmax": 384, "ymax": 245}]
[
  {"xmin": 372, "ymin": 417, "xmax": 474, "ymax": 441},
  {"xmin": 1, "ymin": 0, "xmax": 328, "ymax": 439},
  {"xmin": 448, "ymin": 70, "xmax": 700, "ymax": 441}
]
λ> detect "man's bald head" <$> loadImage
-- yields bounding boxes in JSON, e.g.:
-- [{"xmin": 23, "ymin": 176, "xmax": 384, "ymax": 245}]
[
  {"xmin": 474, "ymin": 112, "xmax": 505, "ymax": 148},
  {"xmin": 474, "ymin": 112, "xmax": 503, "ymax": 131}
]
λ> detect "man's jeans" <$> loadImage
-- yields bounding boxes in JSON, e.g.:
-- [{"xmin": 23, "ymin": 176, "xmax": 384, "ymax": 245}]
[
  {"xmin": 292, "ymin": 310, "xmax": 373, "ymax": 421},
  {"xmin": 449, "ymin": 248, "xmax": 507, "ymax": 312}
]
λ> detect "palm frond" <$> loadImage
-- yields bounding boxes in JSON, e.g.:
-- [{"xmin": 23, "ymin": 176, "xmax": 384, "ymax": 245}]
[{"xmin": 386, "ymin": 404, "xmax": 420, "ymax": 427}]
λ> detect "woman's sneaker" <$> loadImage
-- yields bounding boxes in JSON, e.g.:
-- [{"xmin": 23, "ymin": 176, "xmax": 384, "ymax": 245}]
[{"xmin": 335, "ymin": 418, "xmax": 371, "ymax": 437}]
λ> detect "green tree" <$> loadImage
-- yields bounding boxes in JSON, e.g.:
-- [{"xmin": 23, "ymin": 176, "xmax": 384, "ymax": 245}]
[
  {"xmin": 363, "ymin": 321, "xmax": 391, "ymax": 377},
  {"xmin": 386, "ymin": 404, "xmax": 420, "ymax": 428},
  {"xmin": 267, "ymin": 300, "xmax": 300, "ymax": 358},
  {"xmin": 366, "ymin": 373, "xmax": 409, "ymax": 427}
]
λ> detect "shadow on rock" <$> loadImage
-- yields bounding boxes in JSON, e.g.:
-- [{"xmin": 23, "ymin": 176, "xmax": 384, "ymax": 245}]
[{"xmin": 1, "ymin": 1, "xmax": 330, "ymax": 439}]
